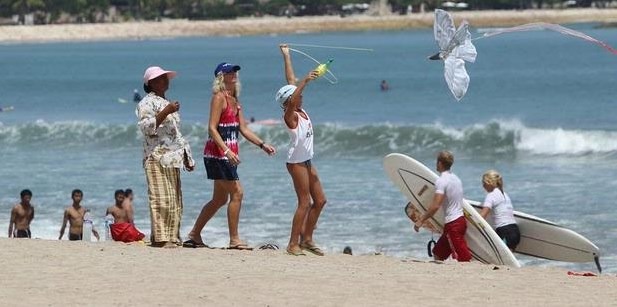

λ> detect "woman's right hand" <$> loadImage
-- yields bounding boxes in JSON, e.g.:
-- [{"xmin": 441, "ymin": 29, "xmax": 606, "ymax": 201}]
[
  {"xmin": 225, "ymin": 151, "xmax": 241, "ymax": 166},
  {"xmin": 163, "ymin": 101, "xmax": 180, "ymax": 115},
  {"xmin": 306, "ymin": 70, "xmax": 319, "ymax": 82},
  {"xmin": 279, "ymin": 44, "xmax": 290, "ymax": 56}
]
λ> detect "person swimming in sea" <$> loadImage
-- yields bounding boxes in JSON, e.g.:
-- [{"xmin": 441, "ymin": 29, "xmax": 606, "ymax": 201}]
[{"xmin": 133, "ymin": 89, "xmax": 142, "ymax": 103}]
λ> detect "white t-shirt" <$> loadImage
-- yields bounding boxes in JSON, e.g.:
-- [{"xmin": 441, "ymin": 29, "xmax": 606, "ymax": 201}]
[
  {"xmin": 482, "ymin": 189, "xmax": 517, "ymax": 228},
  {"xmin": 435, "ymin": 171, "xmax": 464, "ymax": 224}
]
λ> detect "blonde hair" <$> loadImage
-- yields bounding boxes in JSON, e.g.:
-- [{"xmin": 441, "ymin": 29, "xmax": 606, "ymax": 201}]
[
  {"xmin": 437, "ymin": 151, "xmax": 454, "ymax": 170},
  {"xmin": 212, "ymin": 73, "xmax": 241, "ymax": 97},
  {"xmin": 482, "ymin": 170, "xmax": 504, "ymax": 192}
]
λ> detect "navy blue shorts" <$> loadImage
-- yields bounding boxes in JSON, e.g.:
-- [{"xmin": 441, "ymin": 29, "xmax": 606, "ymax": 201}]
[
  {"xmin": 204, "ymin": 157, "xmax": 239, "ymax": 180},
  {"xmin": 496, "ymin": 223, "xmax": 521, "ymax": 250}
]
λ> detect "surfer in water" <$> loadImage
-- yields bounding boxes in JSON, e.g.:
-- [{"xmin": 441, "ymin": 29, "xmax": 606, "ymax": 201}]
[
  {"xmin": 133, "ymin": 89, "xmax": 142, "ymax": 103},
  {"xmin": 479, "ymin": 170, "xmax": 520, "ymax": 252},
  {"xmin": 414, "ymin": 151, "xmax": 472, "ymax": 262}
]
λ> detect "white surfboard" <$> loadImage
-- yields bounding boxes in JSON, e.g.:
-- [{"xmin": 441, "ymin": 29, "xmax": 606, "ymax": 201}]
[
  {"xmin": 467, "ymin": 200, "xmax": 602, "ymax": 272},
  {"xmin": 384, "ymin": 153, "xmax": 521, "ymax": 267}
]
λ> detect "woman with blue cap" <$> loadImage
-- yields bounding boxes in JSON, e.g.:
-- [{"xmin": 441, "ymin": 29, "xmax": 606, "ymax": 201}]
[
  {"xmin": 276, "ymin": 44, "xmax": 326, "ymax": 256},
  {"xmin": 183, "ymin": 62, "xmax": 276, "ymax": 249}
]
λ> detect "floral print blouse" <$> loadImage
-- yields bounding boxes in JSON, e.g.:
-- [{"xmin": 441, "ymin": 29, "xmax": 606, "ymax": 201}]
[{"xmin": 136, "ymin": 92, "xmax": 195, "ymax": 169}]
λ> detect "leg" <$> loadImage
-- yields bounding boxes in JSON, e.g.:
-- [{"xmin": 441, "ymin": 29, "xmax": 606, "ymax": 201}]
[
  {"xmin": 447, "ymin": 216, "xmax": 472, "ymax": 262},
  {"xmin": 301, "ymin": 164, "xmax": 327, "ymax": 246},
  {"xmin": 223, "ymin": 180, "xmax": 244, "ymax": 246},
  {"xmin": 187, "ymin": 180, "xmax": 229, "ymax": 243},
  {"xmin": 431, "ymin": 232, "xmax": 452, "ymax": 261},
  {"xmin": 286, "ymin": 163, "xmax": 312, "ymax": 254}
]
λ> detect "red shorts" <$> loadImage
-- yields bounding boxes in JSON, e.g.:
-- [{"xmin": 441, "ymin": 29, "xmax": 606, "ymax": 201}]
[
  {"xmin": 432, "ymin": 216, "xmax": 472, "ymax": 262},
  {"xmin": 110, "ymin": 222, "xmax": 145, "ymax": 243}
]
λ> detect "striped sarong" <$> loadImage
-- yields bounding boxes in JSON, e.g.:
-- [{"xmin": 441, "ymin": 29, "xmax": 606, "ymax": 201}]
[{"xmin": 144, "ymin": 158, "xmax": 183, "ymax": 244}]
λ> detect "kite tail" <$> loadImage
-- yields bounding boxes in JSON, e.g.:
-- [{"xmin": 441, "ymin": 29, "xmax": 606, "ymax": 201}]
[{"xmin": 476, "ymin": 22, "xmax": 617, "ymax": 55}]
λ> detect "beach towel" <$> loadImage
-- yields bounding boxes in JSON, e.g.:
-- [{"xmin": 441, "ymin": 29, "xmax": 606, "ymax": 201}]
[{"xmin": 110, "ymin": 222, "xmax": 145, "ymax": 243}]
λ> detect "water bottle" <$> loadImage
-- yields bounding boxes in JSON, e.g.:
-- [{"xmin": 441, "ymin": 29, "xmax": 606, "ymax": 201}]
[
  {"xmin": 315, "ymin": 59, "xmax": 333, "ymax": 77},
  {"xmin": 104, "ymin": 214, "xmax": 114, "ymax": 241},
  {"xmin": 82, "ymin": 209, "xmax": 92, "ymax": 242}
]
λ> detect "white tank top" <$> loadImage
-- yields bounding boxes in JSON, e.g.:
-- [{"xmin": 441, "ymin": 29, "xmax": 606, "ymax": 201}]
[{"xmin": 286, "ymin": 109, "xmax": 314, "ymax": 163}]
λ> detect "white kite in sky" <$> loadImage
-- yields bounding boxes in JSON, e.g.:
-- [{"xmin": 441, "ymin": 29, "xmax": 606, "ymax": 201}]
[
  {"xmin": 429, "ymin": 9, "xmax": 477, "ymax": 101},
  {"xmin": 430, "ymin": 9, "xmax": 617, "ymax": 101},
  {"xmin": 479, "ymin": 23, "xmax": 617, "ymax": 55}
]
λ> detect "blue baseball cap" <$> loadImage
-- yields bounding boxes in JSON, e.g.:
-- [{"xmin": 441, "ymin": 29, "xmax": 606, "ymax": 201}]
[{"xmin": 214, "ymin": 62, "xmax": 241, "ymax": 76}]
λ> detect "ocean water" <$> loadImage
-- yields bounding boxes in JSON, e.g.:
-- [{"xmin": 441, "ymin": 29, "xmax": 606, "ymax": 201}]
[{"xmin": 1, "ymin": 24, "xmax": 616, "ymax": 273}]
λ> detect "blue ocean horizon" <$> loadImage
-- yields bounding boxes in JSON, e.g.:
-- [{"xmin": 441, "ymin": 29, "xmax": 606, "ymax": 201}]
[{"xmin": 1, "ymin": 24, "xmax": 616, "ymax": 272}]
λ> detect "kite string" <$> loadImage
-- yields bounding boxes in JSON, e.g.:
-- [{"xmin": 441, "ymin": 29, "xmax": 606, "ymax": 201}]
[
  {"xmin": 289, "ymin": 47, "xmax": 321, "ymax": 65},
  {"xmin": 287, "ymin": 43, "xmax": 373, "ymax": 52},
  {"xmin": 289, "ymin": 47, "xmax": 338, "ymax": 84},
  {"xmin": 469, "ymin": 23, "xmax": 617, "ymax": 55}
]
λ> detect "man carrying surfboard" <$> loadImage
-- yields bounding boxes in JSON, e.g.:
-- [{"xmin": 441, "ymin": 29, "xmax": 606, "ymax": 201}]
[{"xmin": 413, "ymin": 151, "xmax": 471, "ymax": 262}]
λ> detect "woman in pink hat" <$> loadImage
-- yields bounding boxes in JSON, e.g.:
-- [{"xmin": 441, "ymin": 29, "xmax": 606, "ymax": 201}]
[
  {"xmin": 183, "ymin": 62, "xmax": 276, "ymax": 250},
  {"xmin": 136, "ymin": 66, "xmax": 195, "ymax": 248}
]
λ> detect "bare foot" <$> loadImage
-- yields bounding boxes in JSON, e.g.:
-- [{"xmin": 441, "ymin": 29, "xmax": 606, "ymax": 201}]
[{"xmin": 163, "ymin": 241, "xmax": 179, "ymax": 248}]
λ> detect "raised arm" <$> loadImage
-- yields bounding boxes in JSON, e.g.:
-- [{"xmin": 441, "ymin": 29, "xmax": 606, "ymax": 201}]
[
  {"xmin": 136, "ymin": 100, "xmax": 179, "ymax": 137},
  {"xmin": 280, "ymin": 44, "xmax": 296, "ymax": 85},
  {"xmin": 283, "ymin": 72, "xmax": 318, "ymax": 129}
]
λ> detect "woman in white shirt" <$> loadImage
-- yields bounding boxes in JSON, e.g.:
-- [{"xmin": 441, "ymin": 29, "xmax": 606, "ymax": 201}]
[
  {"xmin": 276, "ymin": 44, "xmax": 326, "ymax": 257},
  {"xmin": 479, "ymin": 170, "xmax": 520, "ymax": 251}
]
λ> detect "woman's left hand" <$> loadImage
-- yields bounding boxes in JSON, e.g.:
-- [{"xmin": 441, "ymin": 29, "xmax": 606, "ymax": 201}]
[
  {"xmin": 184, "ymin": 161, "xmax": 195, "ymax": 172},
  {"xmin": 261, "ymin": 144, "xmax": 276, "ymax": 156}
]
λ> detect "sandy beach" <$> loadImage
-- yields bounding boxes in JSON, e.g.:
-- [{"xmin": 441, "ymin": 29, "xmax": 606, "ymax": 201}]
[
  {"xmin": 0, "ymin": 238, "xmax": 614, "ymax": 306},
  {"xmin": 0, "ymin": 8, "xmax": 617, "ymax": 43}
]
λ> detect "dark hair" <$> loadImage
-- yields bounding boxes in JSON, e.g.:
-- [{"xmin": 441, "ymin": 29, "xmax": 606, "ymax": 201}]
[
  {"xmin": 20, "ymin": 189, "xmax": 32, "ymax": 198},
  {"xmin": 124, "ymin": 188, "xmax": 133, "ymax": 197},
  {"xmin": 71, "ymin": 189, "xmax": 83, "ymax": 197},
  {"xmin": 143, "ymin": 83, "xmax": 151, "ymax": 94},
  {"xmin": 114, "ymin": 189, "xmax": 125, "ymax": 198}
]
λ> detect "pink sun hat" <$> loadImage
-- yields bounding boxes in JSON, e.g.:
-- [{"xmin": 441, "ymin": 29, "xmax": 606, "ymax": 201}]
[{"xmin": 143, "ymin": 66, "xmax": 177, "ymax": 85}]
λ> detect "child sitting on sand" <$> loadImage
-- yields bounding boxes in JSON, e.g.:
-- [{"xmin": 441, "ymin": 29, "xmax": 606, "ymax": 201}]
[{"xmin": 106, "ymin": 189, "xmax": 145, "ymax": 243}]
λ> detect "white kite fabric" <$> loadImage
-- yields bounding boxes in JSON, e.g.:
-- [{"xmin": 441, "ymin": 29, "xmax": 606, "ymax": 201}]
[
  {"xmin": 430, "ymin": 10, "xmax": 617, "ymax": 101},
  {"xmin": 478, "ymin": 23, "xmax": 617, "ymax": 55},
  {"xmin": 431, "ymin": 9, "xmax": 477, "ymax": 101}
]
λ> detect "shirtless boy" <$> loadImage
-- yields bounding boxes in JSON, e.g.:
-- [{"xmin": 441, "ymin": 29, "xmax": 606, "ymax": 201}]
[
  {"xmin": 59, "ymin": 189, "xmax": 100, "ymax": 241},
  {"xmin": 106, "ymin": 189, "xmax": 144, "ymax": 242},
  {"xmin": 106, "ymin": 190, "xmax": 130, "ymax": 223},
  {"xmin": 8, "ymin": 189, "xmax": 35, "ymax": 238}
]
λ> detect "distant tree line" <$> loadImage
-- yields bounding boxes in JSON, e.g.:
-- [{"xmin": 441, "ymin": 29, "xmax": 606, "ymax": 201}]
[{"xmin": 0, "ymin": 0, "xmax": 610, "ymax": 25}]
